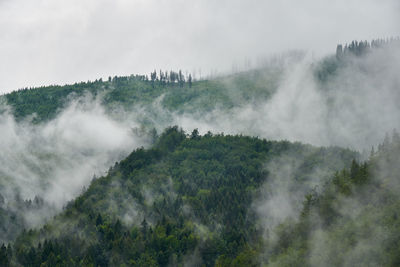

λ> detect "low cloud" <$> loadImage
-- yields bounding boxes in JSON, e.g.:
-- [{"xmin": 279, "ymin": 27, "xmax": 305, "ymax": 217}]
[
  {"xmin": 169, "ymin": 44, "xmax": 400, "ymax": 150},
  {"xmin": 0, "ymin": 94, "xmax": 148, "ymax": 242}
]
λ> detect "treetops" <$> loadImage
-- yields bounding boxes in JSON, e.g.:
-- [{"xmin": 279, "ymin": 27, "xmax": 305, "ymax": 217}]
[{"xmin": 336, "ymin": 37, "xmax": 400, "ymax": 59}]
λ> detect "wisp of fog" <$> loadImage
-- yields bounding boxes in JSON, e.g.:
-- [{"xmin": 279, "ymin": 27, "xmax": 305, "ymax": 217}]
[{"xmin": 0, "ymin": 94, "xmax": 149, "ymax": 240}]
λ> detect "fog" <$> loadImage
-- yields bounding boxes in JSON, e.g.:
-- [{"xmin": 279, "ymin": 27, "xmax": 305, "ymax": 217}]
[
  {"xmin": 0, "ymin": 42, "xmax": 399, "ymax": 247},
  {"xmin": 0, "ymin": 95, "xmax": 151, "ymax": 242},
  {"xmin": 1, "ymin": 0, "xmax": 399, "ymax": 93},
  {"xmin": 289, "ymin": 136, "xmax": 400, "ymax": 266},
  {"xmin": 1, "ymin": 1, "xmax": 400, "ymax": 263},
  {"xmin": 169, "ymin": 44, "xmax": 400, "ymax": 151},
  {"xmin": 254, "ymin": 151, "xmax": 346, "ymax": 239}
]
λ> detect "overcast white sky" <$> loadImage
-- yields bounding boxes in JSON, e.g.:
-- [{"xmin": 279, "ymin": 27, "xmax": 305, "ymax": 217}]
[{"xmin": 0, "ymin": 0, "xmax": 399, "ymax": 93}]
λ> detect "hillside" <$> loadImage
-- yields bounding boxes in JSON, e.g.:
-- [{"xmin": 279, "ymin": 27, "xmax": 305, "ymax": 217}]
[
  {"xmin": 2, "ymin": 0, "xmax": 400, "ymax": 265},
  {"xmin": 3, "ymin": 40, "xmax": 399, "ymax": 125},
  {"xmin": 2, "ymin": 67, "xmax": 284, "ymax": 124},
  {"xmin": 1, "ymin": 127, "xmax": 356, "ymax": 266},
  {"xmin": 0, "ymin": 40, "xmax": 399, "ymax": 266},
  {"xmin": 264, "ymin": 132, "xmax": 400, "ymax": 266},
  {"xmin": 2, "ymin": 40, "xmax": 400, "ymax": 150}
]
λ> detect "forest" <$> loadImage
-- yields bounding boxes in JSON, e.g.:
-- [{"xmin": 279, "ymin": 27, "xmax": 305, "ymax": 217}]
[
  {"xmin": 0, "ymin": 39, "xmax": 399, "ymax": 266},
  {"xmin": 0, "ymin": 127, "xmax": 357, "ymax": 266}
]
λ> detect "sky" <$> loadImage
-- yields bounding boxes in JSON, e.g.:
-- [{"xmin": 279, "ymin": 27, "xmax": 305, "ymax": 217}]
[{"xmin": 0, "ymin": 0, "xmax": 399, "ymax": 93}]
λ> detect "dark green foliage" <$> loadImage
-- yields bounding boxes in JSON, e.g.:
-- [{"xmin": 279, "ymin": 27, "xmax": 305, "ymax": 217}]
[
  {"xmin": 4, "ymin": 67, "xmax": 281, "ymax": 124},
  {"xmin": 0, "ymin": 195, "xmax": 47, "ymax": 244},
  {"xmin": 268, "ymin": 134, "xmax": 400, "ymax": 266},
  {"xmin": 0, "ymin": 243, "xmax": 11, "ymax": 267},
  {"xmin": 4, "ymin": 41, "xmax": 398, "ymax": 266},
  {"xmin": 4, "ymin": 80, "xmax": 104, "ymax": 122},
  {"xmin": 9, "ymin": 128, "xmax": 355, "ymax": 266}
]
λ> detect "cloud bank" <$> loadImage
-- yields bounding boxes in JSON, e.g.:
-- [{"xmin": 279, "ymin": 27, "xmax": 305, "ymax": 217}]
[
  {"xmin": 0, "ymin": 95, "xmax": 149, "ymax": 241},
  {"xmin": 170, "ymin": 45, "xmax": 400, "ymax": 150}
]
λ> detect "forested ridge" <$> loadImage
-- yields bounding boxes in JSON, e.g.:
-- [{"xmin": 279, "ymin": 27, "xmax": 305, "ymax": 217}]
[
  {"xmin": 265, "ymin": 131, "xmax": 400, "ymax": 266},
  {"xmin": 0, "ymin": 127, "xmax": 356, "ymax": 266},
  {"xmin": 2, "ymin": 68, "xmax": 282, "ymax": 124},
  {"xmin": 0, "ymin": 39, "xmax": 400, "ymax": 266},
  {"xmin": 2, "ymin": 38, "xmax": 398, "ymax": 125}
]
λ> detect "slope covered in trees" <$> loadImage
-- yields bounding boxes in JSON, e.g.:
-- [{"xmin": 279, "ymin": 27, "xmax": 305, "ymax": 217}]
[
  {"xmin": 1, "ymin": 127, "xmax": 356, "ymax": 266},
  {"xmin": 0, "ymin": 39, "xmax": 399, "ymax": 266},
  {"xmin": 3, "ymin": 67, "xmax": 283, "ymax": 124},
  {"xmin": 265, "ymin": 132, "xmax": 400, "ymax": 266},
  {"xmin": 3, "ymin": 38, "xmax": 399, "ymax": 126},
  {"xmin": 3, "ymin": 39, "xmax": 400, "ymax": 151}
]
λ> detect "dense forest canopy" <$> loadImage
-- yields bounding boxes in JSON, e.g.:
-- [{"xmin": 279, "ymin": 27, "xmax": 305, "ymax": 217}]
[
  {"xmin": 265, "ymin": 131, "xmax": 400, "ymax": 267},
  {"xmin": 0, "ymin": 127, "xmax": 357, "ymax": 266},
  {"xmin": 0, "ymin": 39, "xmax": 399, "ymax": 266},
  {"xmin": 2, "ymin": 66, "xmax": 283, "ymax": 124}
]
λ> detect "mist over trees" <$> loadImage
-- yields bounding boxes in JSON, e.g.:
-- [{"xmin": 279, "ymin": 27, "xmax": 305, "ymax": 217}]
[
  {"xmin": 336, "ymin": 37, "xmax": 400, "ymax": 59},
  {"xmin": 0, "ymin": 39, "xmax": 400, "ymax": 266},
  {"xmin": 264, "ymin": 130, "xmax": 400, "ymax": 266},
  {"xmin": 0, "ymin": 127, "xmax": 357, "ymax": 266}
]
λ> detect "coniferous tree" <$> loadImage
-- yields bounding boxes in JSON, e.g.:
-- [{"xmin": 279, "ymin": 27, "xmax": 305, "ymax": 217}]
[{"xmin": 188, "ymin": 74, "xmax": 192, "ymax": 88}]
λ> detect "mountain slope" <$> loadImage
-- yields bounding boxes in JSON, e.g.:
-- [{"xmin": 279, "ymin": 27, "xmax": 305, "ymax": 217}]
[
  {"xmin": 3, "ymin": 66, "xmax": 283, "ymax": 124},
  {"xmin": 0, "ymin": 39, "xmax": 399, "ymax": 266},
  {"xmin": 2, "ymin": 127, "xmax": 356, "ymax": 266},
  {"xmin": 265, "ymin": 133, "xmax": 400, "ymax": 266},
  {"xmin": 3, "ymin": 40, "xmax": 400, "ymax": 150}
]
